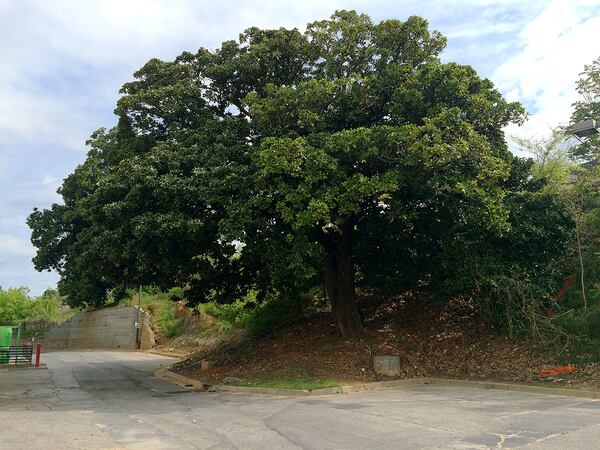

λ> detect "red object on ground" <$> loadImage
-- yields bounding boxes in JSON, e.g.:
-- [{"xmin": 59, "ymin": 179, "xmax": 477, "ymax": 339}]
[
  {"xmin": 538, "ymin": 365, "xmax": 576, "ymax": 377},
  {"xmin": 555, "ymin": 275, "xmax": 575, "ymax": 301},
  {"xmin": 35, "ymin": 343, "xmax": 41, "ymax": 368}
]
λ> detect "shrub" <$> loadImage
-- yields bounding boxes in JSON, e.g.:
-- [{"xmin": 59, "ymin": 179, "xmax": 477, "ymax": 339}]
[
  {"xmin": 585, "ymin": 308, "xmax": 600, "ymax": 339},
  {"xmin": 0, "ymin": 288, "xmax": 32, "ymax": 324},
  {"xmin": 245, "ymin": 293, "xmax": 309, "ymax": 336},
  {"xmin": 199, "ymin": 290, "xmax": 257, "ymax": 332},
  {"xmin": 476, "ymin": 276, "xmax": 555, "ymax": 335},
  {"xmin": 28, "ymin": 290, "xmax": 72, "ymax": 322},
  {"xmin": 152, "ymin": 302, "xmax": 183, "ymax": 338},
  {"xmin": 123, "ymin": 287, "xmax": 185, "ymax": 338},
  {"xmin": 552, "ymin": 309, "xmax": 588, "ymax": 337},
  {"xmin": 0, "ymin": 287, "xmax": 72, "ymax": 325},
  {"xmin": 199, "ymin": 290, "xmax": 310, "ymax": 336}
]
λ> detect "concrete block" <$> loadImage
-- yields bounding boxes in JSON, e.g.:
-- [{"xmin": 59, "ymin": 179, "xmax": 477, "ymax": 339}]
[
  {"xmin": 363, "ymin": 378, "xmax": 431, "ymax": 391},
  {"xmin": 222, "ymin": 377, "xmax": 243, "ymax": 385},
  {"xmin": 310, "ymin": 386, "xmax": 342, "ymax": 396},
  {"xmin": 216, "ymin": 385, "xmax": 310, "ymax": 397},
  {"xmin": 340, "ymin": 384, "xmax": 365, "ymax": 393},
  {"xmin": 373, "ymin": 355, "xmax": 401, "ymax": 377},
  {"xmin": 200, "ymin": 360, "xmax": 214, "ymax": 371}
]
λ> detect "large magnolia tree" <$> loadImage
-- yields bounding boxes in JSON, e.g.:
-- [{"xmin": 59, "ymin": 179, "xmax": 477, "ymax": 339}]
[{"xmin": 29, "ymin": 11, "xmax": 526, "ymax": 336}]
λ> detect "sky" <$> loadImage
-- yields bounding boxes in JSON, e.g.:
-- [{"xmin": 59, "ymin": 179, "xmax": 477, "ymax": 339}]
[{"xmin": 1, "ymin": 0, "xmax": 599, "ymax": 295}]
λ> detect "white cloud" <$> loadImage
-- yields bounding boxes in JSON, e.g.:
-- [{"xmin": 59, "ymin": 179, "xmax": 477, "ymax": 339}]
[
  {"xmin": 0, "ymin": 234, "xmax": 35, "ymax": 257},
  {"xmin": 446, "ymin": 22, "xmax": 521, "ymax": 39},
  {"xmin": 0, "ymin": 218, "xmax": 26, "ymax": 228},
  {"xmin": 0, "ymin": 87, "xmax": 94, "ymax": 151},
  {"xmin": 493, "ymin": 0, "xmax": 600, "ymax": 139},
  {"xmin": 0, "ymin": 0, "xmax": 347, "ymax": 151}
]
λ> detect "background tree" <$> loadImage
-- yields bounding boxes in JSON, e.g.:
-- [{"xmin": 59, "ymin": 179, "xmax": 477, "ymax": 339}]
[
  {"xmin": 0, "ymin": 287, "xmax": 71, "ymax": 325},
  {"xmin": 568, "ymin": 55, "xmax": 600, "ymax": 309},
  {"xmin": 511, "ymin": 129, "xmax": 573, "ymax": 192},
  {"xmin": 561, "ymin": 171, "xmax": 600, "ymax": 309},
  {"xmin": 571, "ymin": 56, "xmax": 600, "ymax": 161}
]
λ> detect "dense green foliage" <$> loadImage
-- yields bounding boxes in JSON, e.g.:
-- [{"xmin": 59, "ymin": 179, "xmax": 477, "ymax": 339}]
[
  {"xmin": 500, "ymin": 115, "xmax": 600, "ymax": 349},
  {"xmin": 0, "ymin": 288, "xmax": 72, "ymax": 325},
  {"xmin": 29, "ymin": 10, "xmax": 582, "ymax": 338},
  {"xmin": 200, "ymin": 290, "xmax": 311, "ymax": 336},
  {"xmin": 562, "ymin": 171, "xmax": 600, "ymax": 297},
  {"xmin": 122, "ymin": 287, "xmax": 186, "ymax": 338}
]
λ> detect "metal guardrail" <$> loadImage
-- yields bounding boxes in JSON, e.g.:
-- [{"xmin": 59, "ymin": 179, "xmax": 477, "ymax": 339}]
[{"xmin": 0, "ymin": 345, "xmax": 33, "ymax": 365}]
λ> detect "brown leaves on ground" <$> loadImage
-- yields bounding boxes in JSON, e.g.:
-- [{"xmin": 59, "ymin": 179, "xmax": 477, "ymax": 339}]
[{"xmin": 172, "ymin": 293, "xmax": 586, "ymax": 388}]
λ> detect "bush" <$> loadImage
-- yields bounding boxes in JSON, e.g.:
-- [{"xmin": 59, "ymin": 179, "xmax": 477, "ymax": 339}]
[
  {"xmin": 28, "ymin": 290, "xmax": 72, "ymax": 322},
  {"xmin": 543, "ymin": 306, "xmax": 600, "ymax": 363},
  {"xmin": 199, "ymin": 290, "xmax": 310, "ymax": 336},
  {"xmin": 0, "ymin": 288, "xmax": 31, "ymax": 324},
  {"xmin": 552, "ymin": 309, "xmax": 589, "ymax": 337},
  {"xmin": 123, "ymin": 287, "xmax": 185, "ymax": 338},
  {"xmin": 557, "ymin": 307, "xmax": 600, "ymax": 340},
  {"xmin": 152, "ymin": 302, "xmax": 183, "ymax": 338},
  {"xmin": 476, "ymin": 276, "xmax": 555, "ymax": 335},
  {"xmin": 200, "ymin": 290, "xmax": 257, "ymax": 330},
  {"xmin": 246, "ymin": 293, "xmax": 309, "ymax": 336},
  {"xmin": 0, "ymin": 287, "xmax": 72, "ymax": 325},
  {"xmin": 587, "ymin": 308, "xmax": 600, "ymax": 339}
]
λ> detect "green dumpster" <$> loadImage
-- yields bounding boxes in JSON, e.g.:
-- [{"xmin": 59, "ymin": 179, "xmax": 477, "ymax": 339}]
[{"xmin": 0, "ymin": 326, "xmax": 12, "ymax": 364}]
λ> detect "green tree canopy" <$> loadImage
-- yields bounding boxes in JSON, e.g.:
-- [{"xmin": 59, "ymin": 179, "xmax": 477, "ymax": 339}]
[
  {"xmin": 0, "ymin": 288, "xmax": 70, "ymax": 325},
  {"xmin": 29, "ymin": 11, "xmax": 527, "ymax": 336}
]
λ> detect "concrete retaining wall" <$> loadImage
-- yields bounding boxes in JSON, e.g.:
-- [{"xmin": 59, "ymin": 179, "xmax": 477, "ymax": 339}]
[{"xmin": 43, "ymin": 306, "xmax": 142, "ymax": 349}]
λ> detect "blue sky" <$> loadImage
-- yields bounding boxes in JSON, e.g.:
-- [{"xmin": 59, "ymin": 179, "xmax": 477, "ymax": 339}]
[{"xmin": 1, "ymin": 0, "xmax": 599, "ymax": 295}]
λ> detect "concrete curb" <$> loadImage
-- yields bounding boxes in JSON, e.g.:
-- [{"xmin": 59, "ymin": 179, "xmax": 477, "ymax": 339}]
[
  {"xmin": 153, "ymin": 366, "xmax": 600, "ymax": 400},
  {"xmin": 214, "ymin": 378, "xmax": 600, "ymax": 399},
  {"xmin": 204, "ymin": 378, "xmax": 434, "ymax": 397},
  {"xmin": 208, "ymin": 378, "xmax": 600, "ymax": 400},
  {"xmin": 154, "ymin": 366, "xmax": 207, "ymax": 391},
  {"xmin": 425, "ymin": 377, "xmax": 600, "ymax": 400},
  {"xmin": 362, "ymin": 378, "xmax": 432, "ymax": 391},
  {"xmin": 214, "ymin": 384, "xmax": 311, "ymax": 397},
  {"xmin": 142, "ymin": 349, "xmax": 185, "ymax": 359}
]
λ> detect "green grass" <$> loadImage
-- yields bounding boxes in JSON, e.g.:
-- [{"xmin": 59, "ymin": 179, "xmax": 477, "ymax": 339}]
[
  {"xmin": 122, "ymin": 287, "xmax": 186, "ymax": 338},
  {"xmin": 233, "ymin": 378, "xmax": 342, "ymax": 391}
]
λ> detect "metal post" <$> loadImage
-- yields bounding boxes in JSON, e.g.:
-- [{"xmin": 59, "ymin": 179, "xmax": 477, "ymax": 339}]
[
  {"xmin": 35, "ymin": 343, "xmax": 41, "ymax": 368},
  {"xmin": 136, "ymin": 285, "xmax": 142, "ymax": 348}
]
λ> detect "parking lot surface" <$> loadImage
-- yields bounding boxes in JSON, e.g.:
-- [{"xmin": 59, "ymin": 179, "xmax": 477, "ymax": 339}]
[{"xmin": 1, "ymin": 351, "xmax": 600, "ymax": 449}]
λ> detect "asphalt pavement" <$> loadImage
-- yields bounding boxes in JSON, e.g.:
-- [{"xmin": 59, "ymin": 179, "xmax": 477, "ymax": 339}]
[{"xmin": 1, "ymin": 350, "xmax": 600, "ymax": 449}]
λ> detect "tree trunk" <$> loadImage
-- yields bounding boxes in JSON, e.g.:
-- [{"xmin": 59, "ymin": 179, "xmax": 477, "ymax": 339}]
[{"xmin": 323, "ymin": 223, "xmax": 363, "ymax": 338}]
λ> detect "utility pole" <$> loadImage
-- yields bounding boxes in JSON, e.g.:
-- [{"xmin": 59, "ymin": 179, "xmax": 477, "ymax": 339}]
[{"xmin": 136, "ymin": 284, "xmax": 142, "ymax": 348}]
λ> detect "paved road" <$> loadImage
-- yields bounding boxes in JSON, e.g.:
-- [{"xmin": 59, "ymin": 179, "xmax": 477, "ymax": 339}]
[{"xmin": 1, "ymin": 351, "xmax": 600, "ymax": 449}]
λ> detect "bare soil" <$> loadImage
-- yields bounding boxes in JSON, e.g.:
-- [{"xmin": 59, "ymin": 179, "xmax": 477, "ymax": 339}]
[{"xmin": 171, "ymin": 293, "xmax": 600, "ymax": 390}]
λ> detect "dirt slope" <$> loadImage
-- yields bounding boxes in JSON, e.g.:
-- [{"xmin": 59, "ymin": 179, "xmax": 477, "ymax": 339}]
[{"xmin": 172, "ymin": 294, "xmax": 575, "ymax": 386}]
